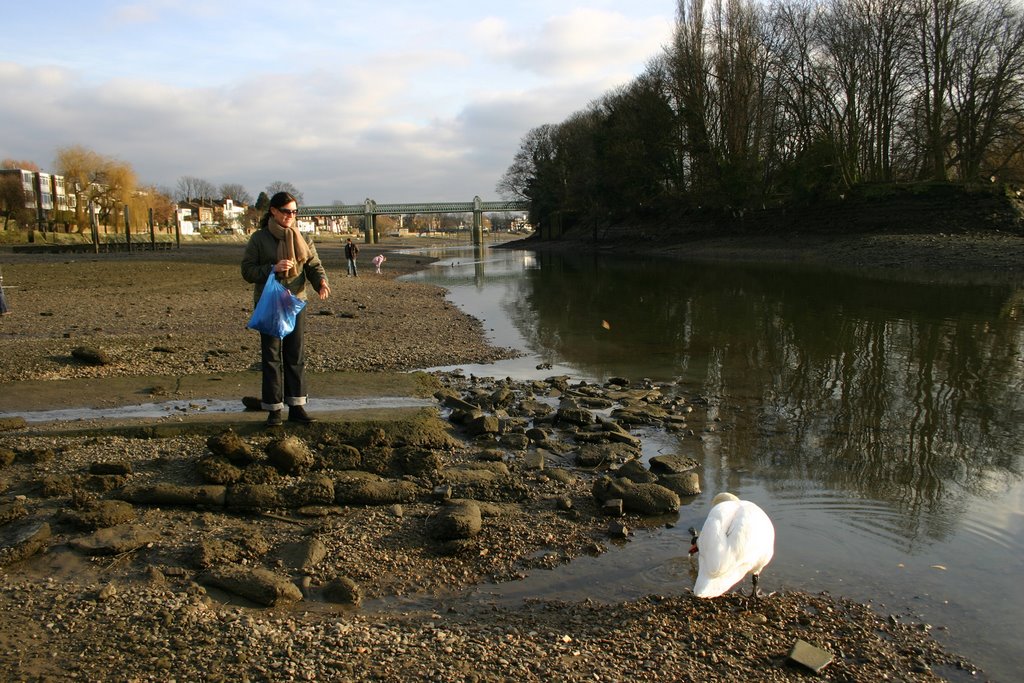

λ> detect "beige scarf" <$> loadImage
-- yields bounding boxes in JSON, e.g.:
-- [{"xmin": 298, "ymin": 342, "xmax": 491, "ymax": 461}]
[{"xmin": 267, "ymin": 216, "xmax": 310, "ymax": 279}]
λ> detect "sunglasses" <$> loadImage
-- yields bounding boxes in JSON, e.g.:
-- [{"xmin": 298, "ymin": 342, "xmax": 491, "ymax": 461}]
[{"xmin": 276, "ymin": 208, "xmax": 299, "ymax": 216}]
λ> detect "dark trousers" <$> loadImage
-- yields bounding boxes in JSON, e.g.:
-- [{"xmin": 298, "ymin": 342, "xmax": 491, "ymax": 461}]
[{"xmin": 260, "ymin": 307, "xmax": 306, "ymax": 410}]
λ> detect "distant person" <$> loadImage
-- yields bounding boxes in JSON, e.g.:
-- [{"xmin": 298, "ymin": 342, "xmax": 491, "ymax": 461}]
[
  {"xmin": 0, "ymin": 269, "xmax": 9, "ymax": 316},
  {"xmin": 241, "ymin": 192, "xmax": 331, "ymax": 426},
  {"xmin": 372, "ymin": 253, "xmax": 386, "ymax": 274},
  {"xmin": 345, "ymin": 237, "xmax": 360, "ymax": 277}
]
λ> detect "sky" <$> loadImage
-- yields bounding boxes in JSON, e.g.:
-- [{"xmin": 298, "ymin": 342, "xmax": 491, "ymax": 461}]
[{"xmin": 0, "ymin": 1, "xmax": 677, "ymax": 206}]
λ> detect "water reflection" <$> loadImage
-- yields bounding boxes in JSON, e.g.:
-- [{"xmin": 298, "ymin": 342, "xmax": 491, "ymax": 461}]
[{"xmin": 513, "ymin": 252, "xmax": 1024, "ymax": 523}]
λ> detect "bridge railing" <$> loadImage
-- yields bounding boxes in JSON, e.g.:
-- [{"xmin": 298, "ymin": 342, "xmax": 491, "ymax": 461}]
[{"xmin": 298, "ymin": 196, "xmax": 529, "ymax": 245}]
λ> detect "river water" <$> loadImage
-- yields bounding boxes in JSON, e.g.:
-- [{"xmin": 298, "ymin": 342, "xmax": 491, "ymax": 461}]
[{"xmin": 402, "ymin": 243, "xmax": 1024, "ymax": 682}]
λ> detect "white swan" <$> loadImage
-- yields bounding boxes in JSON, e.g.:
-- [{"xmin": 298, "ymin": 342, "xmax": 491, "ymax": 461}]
[{"xmin": 690, "ymin": 492, "xmax": 775, "ymax": 598}]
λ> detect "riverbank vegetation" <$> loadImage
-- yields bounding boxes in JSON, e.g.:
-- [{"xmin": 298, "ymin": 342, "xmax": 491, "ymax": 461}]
[{"xmin": 499, "ymin": 0, "xmax": 1024, "ymax": 236}]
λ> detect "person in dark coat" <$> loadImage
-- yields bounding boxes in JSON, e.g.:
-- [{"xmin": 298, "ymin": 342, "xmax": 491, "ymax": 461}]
[
  {"xmin": 241, "ymin": 192, "xmax": 330, "ymax": 426},
  {"xmin": 344, "ymin": 237, "xmax": 359, "ymax": 276}
]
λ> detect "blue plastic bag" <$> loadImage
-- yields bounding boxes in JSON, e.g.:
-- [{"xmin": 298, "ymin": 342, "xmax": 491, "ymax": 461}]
[{"xmin": 246, "ymin": 273, "xmax": 306, "ymax": 338}]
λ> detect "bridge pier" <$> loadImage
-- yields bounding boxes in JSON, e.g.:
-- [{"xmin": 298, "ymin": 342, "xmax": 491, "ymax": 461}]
[
  {"xmin": 472, "ymin": 195, "xmax": 483, "ymax": 245},
  {"xmin": 363, "ymin": 199, "xmax": 376, "ymax": 244}
]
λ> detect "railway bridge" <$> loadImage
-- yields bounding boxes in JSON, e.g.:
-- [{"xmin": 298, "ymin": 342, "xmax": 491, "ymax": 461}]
[{"xmin": 299, "ymin": 196, "xmax": 528, "ymax": 245}]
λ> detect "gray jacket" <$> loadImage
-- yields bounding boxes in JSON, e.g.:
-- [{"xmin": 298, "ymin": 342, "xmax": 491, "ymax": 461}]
[{"xmin": 241, "ymin": 227, "xmax": 328, "ymax": 306}]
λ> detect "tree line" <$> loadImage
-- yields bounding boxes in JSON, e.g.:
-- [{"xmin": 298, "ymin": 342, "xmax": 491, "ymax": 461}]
[
  {"xmin": 498, "ymin": 0, "xmax": 1024, "ymax": 231},
  {"xmin": 1, "ymin": 146, "xmax": 308, "ymax": 232}
]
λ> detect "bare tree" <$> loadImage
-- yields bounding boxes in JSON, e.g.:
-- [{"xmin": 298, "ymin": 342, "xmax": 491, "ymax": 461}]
[
  {"xmin": 219, "ymin": 183, "xmax": 252, "ymax": 205},
  {"xmin": 265, "ymin": 181, "xmax": 304, "ymax": 205},
  {"xmin": 175, "ymin": 176, "xmax": 217, "ymax": 202},
  {"xmin": 947, "ymin": 0, "xmax": 1024, "ymax": 181}
]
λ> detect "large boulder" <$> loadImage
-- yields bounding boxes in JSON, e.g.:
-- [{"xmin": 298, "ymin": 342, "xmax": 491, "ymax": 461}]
[
  {"xmin": 427, "ymin": 500, "xmax": 483, "ymax": 541},
  {"xmin": 207, "ymin": 429, "xmax": 255, "ymax": 465},
  {"xmin": 266, "ymin": 435, "xmax": 314, "ymax": 475},
  {"xmin": 591, "ymin": 477, "xmax": 680, "ymax": 515},
  {"xmin": 200, "ymin": 565, "xmax": 303, "ymax": 606}
]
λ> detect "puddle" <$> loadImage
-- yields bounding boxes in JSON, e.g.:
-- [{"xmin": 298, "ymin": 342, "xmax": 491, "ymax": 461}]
[{"xmin": 0, "ymin": 396, "xmax": 435, "ymax": 422}]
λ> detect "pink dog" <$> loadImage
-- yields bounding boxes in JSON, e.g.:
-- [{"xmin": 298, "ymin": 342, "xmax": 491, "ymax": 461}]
[{"xmin": 372, "ymin": 254, "xmax": 386, "ymax": 274}]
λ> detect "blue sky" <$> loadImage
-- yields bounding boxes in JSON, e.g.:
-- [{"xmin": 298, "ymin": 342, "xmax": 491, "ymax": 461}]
[{"xmin": 0, "ymin": 1, "xmax": 676, "ymax": 205}]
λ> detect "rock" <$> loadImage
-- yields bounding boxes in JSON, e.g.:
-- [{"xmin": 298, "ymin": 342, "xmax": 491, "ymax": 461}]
[
  {"xmin": 88, "ymin": 461, "xmax": 133, "ymax": 476},
  {"xmin": 518, "ymin": 400, "xmax": 553, "ymax": 418},
  {"xmin": 266, "ymin": 435, "xmax": 313, "ymax": 474},
  {"xmin": 610, "ymin": 405, "xmax": 669, "ymax": 426},
  {"xmin": 500, "ymin": 433, "xmax": 530, "ymax": 450},
  {"xmin": 334, "ymin": 476, "xmax": 420, "ymax": 506},
  {"xmin": 0, "ymin": 500, "xmax": 28, "ymax": 525},
  {"xmin": 428, "ymin": 500, "xmax": 482, "ymax": 540},
  {"xmin": 465, "ymin": 414, "xmax": 500, "ymax": 436},
  {"xmin": 608, "ymin": 520, "xmax": 630, "ymax": 538},
  {"xmin": 200, "ymin": 565, "xmax": 303, "ymax": 607},
  {"xmin": 81, "ymin": 474, "xmax": 128, "ymax": 493},
  {"xmin": 206, "ymin": 429, "xmax": 255, "ymax": 465},
  {"xmin": 39, "ymin": 475, "xmax": 74, "ymax": 497},
  {"xmin": 602, "ymin": 498, "xmax": 624, "ymax": 516},
  {"xmin": 490, "ymin": 386, "xmax": 513, "ymax": 407},
  {"xmin": 477, "ymin": 448, "xmax": 505, "ymax": 462},
  {"xmin": 97, "ymin": 583, "xmax": 117, "ymax": 602},
  {"xmin": 63, "ymin": 500, "xmax": 135, "ymax": 530},
  {"xmin": 439, "ymin": 462, "xmax": 509, "ymax": 485},
  {"xmin": 648, "ymin": 454, "xmax": 699, "ymax": 474},
  {"xmin": 197, "ymin": 457, "xmax": 243, "ymax": 485},
  {"xmin": 575, "ymin": 442, "xmax": 638, "ymax": 468},
  {"xmin": 393, "ymin": 446, "xmax": 443, "ymax": 476},
  {"xmin": 0, "ymin": 419, "xmax": 27, "ymax": 433},
  {"xmin": 547, "ymin": 467, "xmax": 576, "ymax": 485},
  {"xmin": 440, "ymin": 393, "xmax": 480, "ymax": 413},
  {"xmin": 317, "ymin": 443, "xmax": 362, "ymax": 471},
  {"xmin": 323, "ymin": 576, "xmax": 363, "ymax": 606},
  {"xmin": 120, "ymin": 483, "xmax": 227, "ymax": 507},
  {"xmin": 70, "ymin": 524, "xmax": 159, "ymax": 555},
  {"xmin": 657, "ymin": 472, "xmax": 701, "ymax": 497},
  {"xmin": 226, "ymin": 483, "xmax": 283, "ymax": 510},
  {"xmin": 788, "ymin": 639, "xmax": 834, "ymax": 673},
  {"xmin": 0, "ymin": 447, "xmax": 15, "ymax": 466},
  {"xmin": 592, "ymin": 477, "xmax": 681, "ymax": 515},
  {"xmin": 615, "ymin": 460, "xmax": 656, "ymax": 484},
  {"xmin": 241, "ymin": 396, "xmax": 262, "ymax": 410},
  {"xmin": 285, "ymin": 475, "xmax": 335, "ymax": 507},
  {"xmin": 0, "ymin": 520, "xmax": 50, "ymax": 566},
  {"xmin": 274, "ymin": 538, "xmax": 328, "ymax": 571},
  {"xmin": 556, "ymin": 405, "xmax": 594, "ymax": 426},
  {"xmin": 525, "ymin": 426, "xmax": 550, "ymax": 442},
  {"xmin": 524, "ymin": 451, "xmax": 545, "ymax": 471},
  {"xmin": 194, "ymin": 539, "xmax": 244, "ymax": 568},
  {"xmin": 71, "ymin": 346, "xmax": 111, "ymax": 365}
]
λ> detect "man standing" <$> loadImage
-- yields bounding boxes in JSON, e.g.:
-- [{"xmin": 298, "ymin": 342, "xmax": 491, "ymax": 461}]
[
  {"xmin": 0, "ymin": 268, "xmax": 9, "ymax": 316},
  {"xmin": 345, "ymin": 238, "xmax": 359, "ymax": 277}
]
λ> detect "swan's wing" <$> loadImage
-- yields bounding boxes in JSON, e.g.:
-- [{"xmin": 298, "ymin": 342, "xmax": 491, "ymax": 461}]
[
  {"xmin": 693, "ymin": 502, "xmax": 743, "ymax": 596},
  {"xmin": 734, "ymin": 502, "xmax": 775, "ymax": 573},
  {"xmin": 695, "ymin": 501, "xmax": 739, "ymax": 583}
]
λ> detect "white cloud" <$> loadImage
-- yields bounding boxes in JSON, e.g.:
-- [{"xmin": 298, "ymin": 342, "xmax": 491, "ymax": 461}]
[{"xmin": 0, "ymin": 2, "xmax": 678, "ymax": 204}]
